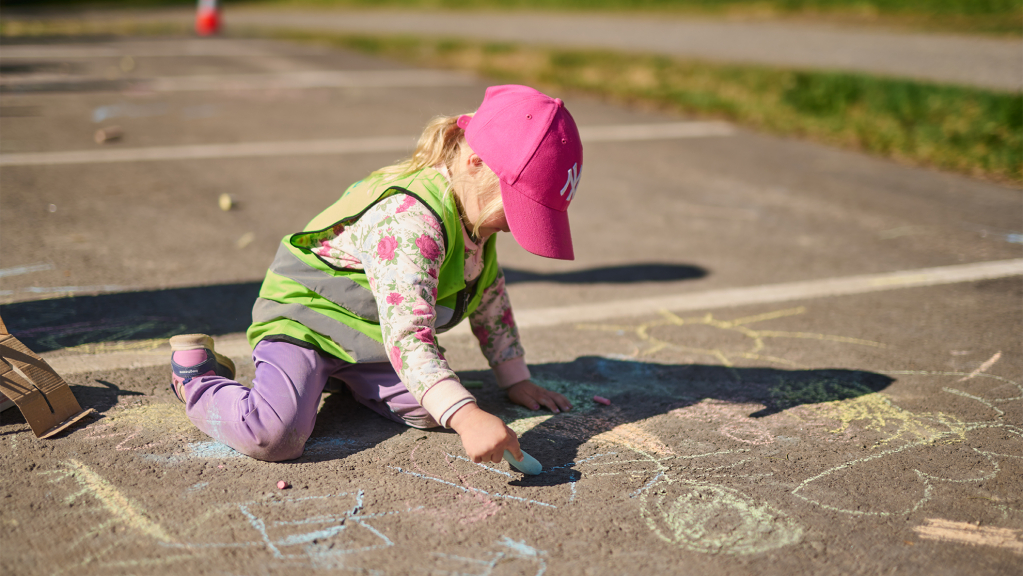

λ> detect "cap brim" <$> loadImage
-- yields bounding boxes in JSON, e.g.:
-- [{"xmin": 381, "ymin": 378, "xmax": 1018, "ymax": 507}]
[{"xmin": 500, "ymin": 180, "xmax": 574, "ymax": 260}]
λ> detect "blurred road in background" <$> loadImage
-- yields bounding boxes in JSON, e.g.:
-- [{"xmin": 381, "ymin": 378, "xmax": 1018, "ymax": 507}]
[
  {"xmin": 0, "ymin": 18, "xmax": 1021, "ymax": 576},
  {"xmin": 3, "ymin": 6, "xmax": 1021, "ymax": 90}
]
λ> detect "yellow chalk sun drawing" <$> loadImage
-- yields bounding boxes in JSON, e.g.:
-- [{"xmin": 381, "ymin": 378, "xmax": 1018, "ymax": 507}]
[{"xmin": 577, "ymin": 306, "xmax": 886, "ymax": 370}]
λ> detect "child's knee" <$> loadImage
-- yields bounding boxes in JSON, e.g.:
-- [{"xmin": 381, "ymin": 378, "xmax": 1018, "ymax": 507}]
[
  {"xmin": 246, "ymin": 439, "xmax": 306, "ymax": 462},
  {"xmin": 244, "ymin": 422, "xmax": 311, "ymax": 462}
]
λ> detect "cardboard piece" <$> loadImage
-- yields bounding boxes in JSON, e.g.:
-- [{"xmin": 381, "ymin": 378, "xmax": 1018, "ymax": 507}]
[
  {"xmin": 0, "ymin": 316, "xmax": 94, "ymax": 438},
  {"xmin": 0, "ymin": 315, "xmax": 11, "ymax": 412}
]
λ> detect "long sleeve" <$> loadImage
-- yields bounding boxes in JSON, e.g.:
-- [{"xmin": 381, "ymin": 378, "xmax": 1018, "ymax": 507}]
[
  {"xmin": 328, "ymin": 193, "xmax": 474, "ymax": 426},
  {"xmin": 468, "ymin": 269, "xmax": 530, "ymax": 388}
]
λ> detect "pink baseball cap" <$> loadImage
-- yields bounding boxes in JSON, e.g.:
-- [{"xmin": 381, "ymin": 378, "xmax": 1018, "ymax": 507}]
[{"xmin": 457, "ymin": 85, "xmax": 583, "ymax": 260}]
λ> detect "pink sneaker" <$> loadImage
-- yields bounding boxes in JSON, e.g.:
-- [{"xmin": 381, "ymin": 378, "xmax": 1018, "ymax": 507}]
[{"xmin": 169, "ymin": 334, "xmax": 236, "ymax": 403}]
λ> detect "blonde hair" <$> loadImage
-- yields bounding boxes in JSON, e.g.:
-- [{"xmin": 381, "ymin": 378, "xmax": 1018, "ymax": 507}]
[{"xmin": 378, "ymin": 114, "xmax": 503, "ymax": 239}]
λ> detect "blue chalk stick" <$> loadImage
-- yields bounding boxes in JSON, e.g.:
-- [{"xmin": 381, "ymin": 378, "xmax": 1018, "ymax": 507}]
[{"xmin": 503, "ymin": 449, "xmax": 542, "ymax": 475}]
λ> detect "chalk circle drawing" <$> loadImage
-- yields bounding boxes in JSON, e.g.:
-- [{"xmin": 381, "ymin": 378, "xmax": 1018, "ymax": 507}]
[
  {"xmin": 406, "ymin": 409, "xmax": 807, "ymax": 557},
  {"xmin": 641, "ymin": 480, "xmax": 803, "ymax": 555}
]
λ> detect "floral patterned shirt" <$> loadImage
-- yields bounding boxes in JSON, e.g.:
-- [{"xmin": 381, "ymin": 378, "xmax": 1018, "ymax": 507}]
[{"xmin": 311, "ymin": 190, "xmax": 530, "ymax": 426}]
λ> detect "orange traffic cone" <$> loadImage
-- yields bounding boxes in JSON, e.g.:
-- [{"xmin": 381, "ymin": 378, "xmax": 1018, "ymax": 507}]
[{"xmin": 196, "ymin": 0, "xmax": 221, "ymax": 36}]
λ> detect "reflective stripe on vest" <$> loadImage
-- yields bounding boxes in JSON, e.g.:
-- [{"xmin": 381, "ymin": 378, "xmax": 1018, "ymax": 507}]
[
  {"xmin": 252, "ymin": 298, "xmax": 388, "ymax": 363},
  {"xmin": 268, "ymin": 242, "xmax": 380, "ymax": 321},
  {"xmin": 267, "ymin": 218, "xmax": 462, "ymax": 332}
]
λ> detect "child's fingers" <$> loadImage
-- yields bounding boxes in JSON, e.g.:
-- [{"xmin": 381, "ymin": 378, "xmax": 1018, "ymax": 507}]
[
  {"xmin": 537, "ymin": 396, "xmax": 561, "ymax": 413},
  {"xmin": 504, "ymin": 433, "xmax": 523, "ymax": 461}
]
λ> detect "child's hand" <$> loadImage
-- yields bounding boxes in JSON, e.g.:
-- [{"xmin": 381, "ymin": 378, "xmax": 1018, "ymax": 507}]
[
  {"xmin": 506, "ymin": 380, "xmax": 572, "ymax": 414},
  {"xmin": 448, "ymin": 403, "xmax": 521, "ymax": 464}
]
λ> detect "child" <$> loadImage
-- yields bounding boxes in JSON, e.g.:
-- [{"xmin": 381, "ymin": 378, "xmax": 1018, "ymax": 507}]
[{"xmin": 169, "ymin": 85, "xmax": 581, "ymax": 465}]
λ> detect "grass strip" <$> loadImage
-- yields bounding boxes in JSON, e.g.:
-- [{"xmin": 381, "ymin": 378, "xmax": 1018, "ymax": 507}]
[
  {"xmin": 234, "ymin": 1, "xmax": 1010, "ymax": 35},
  {"xmin": 266, "ymin": 30, "xmax": 1022, "ymax": 184},
  {"xmin": 3, "ymin": 0, "xmax": 1020, "ymax": 34},
  {"xmin": 252, "ymin": 0, "xmax": 1023, "ymax": 36}
]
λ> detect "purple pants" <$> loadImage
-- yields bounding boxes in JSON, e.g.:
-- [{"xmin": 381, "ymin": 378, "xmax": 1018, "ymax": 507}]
[{"xmin": 181, "ymin": 339, "xmax": 438, "ymax": 462}]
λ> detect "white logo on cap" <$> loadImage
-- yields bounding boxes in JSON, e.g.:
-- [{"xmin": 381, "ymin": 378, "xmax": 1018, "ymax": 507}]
[{"xmin": 559, "ymin": 163, "xmax": 581, "ymax": 202}]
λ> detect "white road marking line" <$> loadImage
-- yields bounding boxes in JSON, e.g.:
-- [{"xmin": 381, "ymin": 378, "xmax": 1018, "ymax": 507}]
[
  {"xmin": 0, "ymin": 122, "xmax": 735, "ymax": 167},
  {"xmin": 0, "ymin": 263, "xmax": 54, "ymax": 278},
  {"xmin": 151, "ymin": 69, "xmax": 476, "ymax": 91},
  {"xmin": 578, "ymin": 121, "xmax": 735, "ymax": 141},
  {"xmin": 40, "ymin": 259, "xmax": 1023, "ymax": 375},
  {"xmin": 448, "ymin": 258, "xmax": 1023, "ymax": 336}
]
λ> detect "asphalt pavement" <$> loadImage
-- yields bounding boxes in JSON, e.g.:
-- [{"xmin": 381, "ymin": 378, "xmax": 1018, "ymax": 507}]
[{"xmin": 0, "ymin": 32, "xmax": 1021, "ymax": 576}]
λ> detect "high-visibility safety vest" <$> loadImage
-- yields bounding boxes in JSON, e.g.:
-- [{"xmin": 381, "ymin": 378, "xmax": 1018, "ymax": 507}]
[{"xmin": 247, "ymin": 167, "xmax": 499, "ymax": 363}]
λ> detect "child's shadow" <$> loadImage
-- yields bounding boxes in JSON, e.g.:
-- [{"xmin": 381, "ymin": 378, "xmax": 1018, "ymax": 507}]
[
  {"xmin": 295, "ymin": 356, "xmax": 891, "ymax": 471},
  {"xmin": 465, "ymin": 357, "xmax": 893, "ymax": 487}
]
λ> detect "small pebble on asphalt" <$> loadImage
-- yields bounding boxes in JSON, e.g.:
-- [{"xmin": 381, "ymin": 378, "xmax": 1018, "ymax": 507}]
[{"xmin": 94, "ymin": 126, "xmax": 122, "ymax": 144}]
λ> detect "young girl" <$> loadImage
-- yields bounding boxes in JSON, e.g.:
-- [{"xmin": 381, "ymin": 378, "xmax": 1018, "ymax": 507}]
[{"xmin": 169, "ymin": 85, "xmax": 582, "ymax": 465}]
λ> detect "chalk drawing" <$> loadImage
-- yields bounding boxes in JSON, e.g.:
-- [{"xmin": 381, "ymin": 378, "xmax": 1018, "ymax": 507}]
[
  {"xmin": 389, "ymin": 466, "xmax": 558, "ymax": 509},
  {"xmin": 670, "ymin": 400, "xmax": 776, "ymax": 446},
  {"xmin": 572, "ymin": 305, "xmax": 1021, "ymax": 532},
  {"xmin": 81, "ymin": 402, "xmax": 363, "ymax": 466},
  {"xmin": 958, "ymin": 351, "xmax": 1002, "ymax": 382},
  {"xmin": 81, "ymin": 402, "xmax": 194, "ymax": 453},
  {"xmin": 565, "ymin": 438, "xmax": 802, "ymax": 555},
  {"xmin": 42, "ymin": 459, "xmax": 175, "ymax": 543},
  {"xmin": 641, "ymin": 480, "xmax": 803, "ymax": 555},
  {"xmin": 63, "ymin": 338, "xmax": 168, "ymax": 355},
  {"xmin": 13, "ymin": 317, "xmax": 187, "ymax": 351},
  {"xmin": 180, "ymin": 437, "xmax": 357, "ymax": 460},
  {"xmin": 504, "ymin": 364, "xmax": 1018, "ymax": 551},
  {"xmin": 507, "ymin": 414, "xmax": 553, "ymax": 435},
  {"xmin": 577, "ymin": 306, "xmax": 886, "ymax": 371},
  {"xmin": 592, "ymin": 421, "xmax": 676, "ymax": 456},
  {"xmin": 185, "ymin": 440, "xmax": 242, "ymax": 458},
  {"xmin": 813, "ymin": 391, "xmax": 967, "ymax": 446},
  {"xmin": 402, "ymin": 419, "xmax": 803, "ymax": 557},
  {"xmin": 792, "ymin": 370, "xmax": 1023, "ymax": 517},
  {"xmin": 432, "ymin": 536, "xmax": 548, "ymax": 576},
  {"xmin": 913, "ymin": 518, "xmax": 1023, "ymax": 555},
  {"xmin": 40, "ymin": 460, "xmax": 425, "ymax": 573}
]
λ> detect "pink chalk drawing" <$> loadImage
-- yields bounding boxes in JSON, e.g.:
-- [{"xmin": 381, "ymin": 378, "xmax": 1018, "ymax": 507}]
[{"xmin": 671, "ymin": 401, "xmax": 776, "ymax": 446}]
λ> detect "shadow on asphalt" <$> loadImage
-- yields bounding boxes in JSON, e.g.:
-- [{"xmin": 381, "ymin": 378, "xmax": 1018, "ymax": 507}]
[
  {"xmin": 503, "ymin": 263, "xmax": 706, "ymax": 284},
  {"xmin": 0, "ymin": 282, "xmax": 262, "ymax": 353},
  {"xmin": 463, "ymin": 357, "xmax": 893, "ymax": 487},
  {"xmin": 277, "ymin": 356, "xmax": 891, "ymax": 472},
  {"xmin": 0, "ymin": 263, "xmax": 707, "ymax": 352}
]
